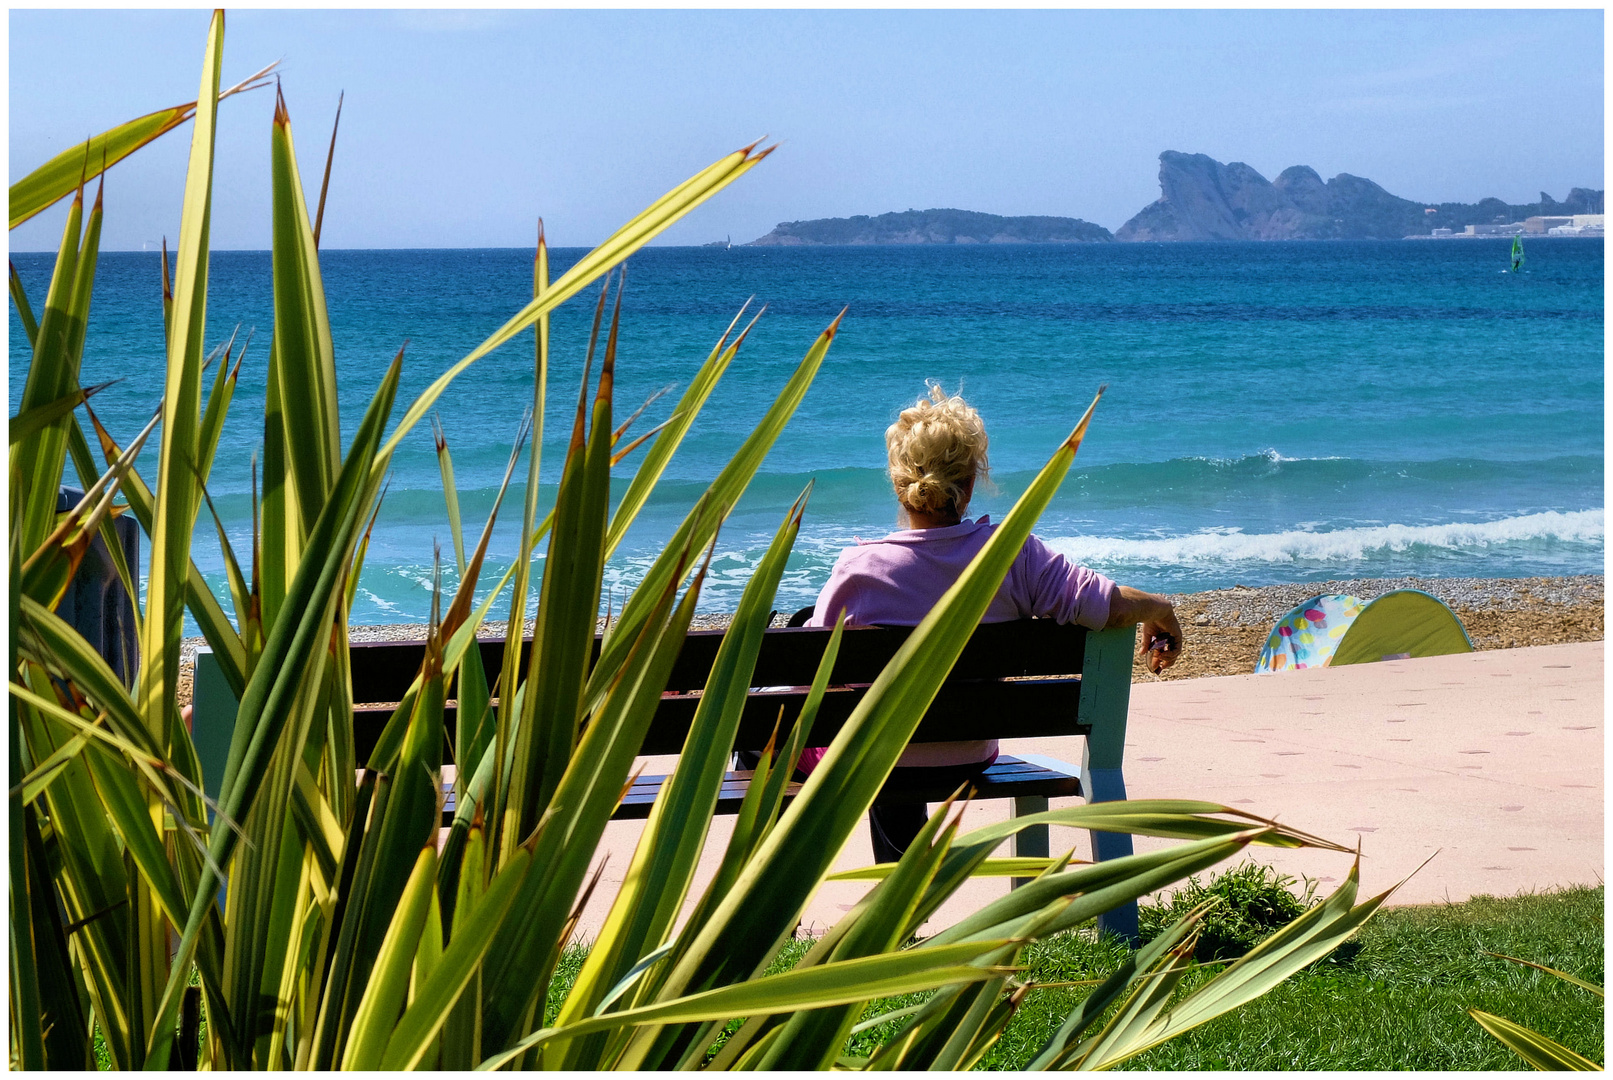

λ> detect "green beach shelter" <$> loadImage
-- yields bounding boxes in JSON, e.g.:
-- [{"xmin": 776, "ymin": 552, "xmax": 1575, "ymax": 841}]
[{"xmin": 1255, "ymin": 590, "xmax": 1474, "ymax": 673}]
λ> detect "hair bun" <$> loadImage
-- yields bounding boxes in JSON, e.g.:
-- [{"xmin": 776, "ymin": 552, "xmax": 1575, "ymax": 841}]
[{"xmin": 886, "ymin": 382, "xmax": 991, "ymax": 518}]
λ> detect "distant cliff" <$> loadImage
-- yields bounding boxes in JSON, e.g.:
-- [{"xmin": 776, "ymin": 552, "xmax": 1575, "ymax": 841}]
[
  {"xmin": 1117, "ymin": 151, "xmax": 1605, "ymax": 241},
  {"xmin": 748, "ymin": 208, "xmax": 1112, "ymax": 246}
]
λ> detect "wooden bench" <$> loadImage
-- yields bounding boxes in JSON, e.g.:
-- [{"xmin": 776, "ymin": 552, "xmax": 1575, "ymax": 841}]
[{"xmin": 191, "ymin": 619, "xmax": 1140, "ymax": 939}]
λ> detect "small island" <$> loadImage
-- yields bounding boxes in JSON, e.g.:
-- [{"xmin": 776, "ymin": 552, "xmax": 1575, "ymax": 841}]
[{"xmin": 748, "ymin": 207, "xmax": 1113, "ymax": 246}]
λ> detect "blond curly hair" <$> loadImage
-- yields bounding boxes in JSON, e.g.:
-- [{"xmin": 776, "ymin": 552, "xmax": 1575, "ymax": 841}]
[{"xmin": 886, "ymin": 381, "xmax": 991, "ymax": 519}]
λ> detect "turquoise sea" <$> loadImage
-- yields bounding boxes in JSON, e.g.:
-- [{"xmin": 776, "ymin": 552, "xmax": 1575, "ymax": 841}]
[{"xmin": 9, "ymin": 239, "xmax": 1604, "ymax": 624}]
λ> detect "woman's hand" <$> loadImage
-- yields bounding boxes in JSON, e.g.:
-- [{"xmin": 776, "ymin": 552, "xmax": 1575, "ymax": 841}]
[{"xmin": 1106, "ymin": 585, "xmax": 1184, "ymax": 674}]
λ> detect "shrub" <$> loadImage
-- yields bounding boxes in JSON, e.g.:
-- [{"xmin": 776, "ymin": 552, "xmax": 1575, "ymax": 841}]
[
  {"xmin": 1139, "ymin": 861, "xmax": 1318, "ymax": 962},
  {"xmin": 10, "ymin": 11, "xmax": 1391, "ymax": 1071}
]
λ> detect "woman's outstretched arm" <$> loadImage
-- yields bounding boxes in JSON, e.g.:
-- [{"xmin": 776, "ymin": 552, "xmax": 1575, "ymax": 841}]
[{"xmin": 1105, "ymin": 586, "xmax": 1184, "ymax": 674}]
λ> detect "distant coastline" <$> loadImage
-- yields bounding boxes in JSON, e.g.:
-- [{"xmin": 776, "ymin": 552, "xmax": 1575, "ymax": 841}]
[
  {"xmin": 747, "ymin": 208, "xmax": 1111, "ymax": 246},
  {"xmin": 742, "ymin": 151, "xmax": 1603, "ymax": 245}
]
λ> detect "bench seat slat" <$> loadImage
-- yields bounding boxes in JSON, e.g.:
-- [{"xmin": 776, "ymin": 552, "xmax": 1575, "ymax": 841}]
[{"xmin": 440, "ymin": 754, "xmax": 1081, "ymax": 822}]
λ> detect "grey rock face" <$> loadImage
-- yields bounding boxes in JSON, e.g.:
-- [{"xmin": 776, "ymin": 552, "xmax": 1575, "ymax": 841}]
[{"xmin": 1117, "ymin": 151, "xmax": 1605, "ymax": 241}]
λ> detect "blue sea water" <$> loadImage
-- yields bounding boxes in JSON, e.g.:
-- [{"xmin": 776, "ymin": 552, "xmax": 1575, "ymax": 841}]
[{"xmin": 9, "ymin": 239, "xmax": 1604, "ymax": 625}]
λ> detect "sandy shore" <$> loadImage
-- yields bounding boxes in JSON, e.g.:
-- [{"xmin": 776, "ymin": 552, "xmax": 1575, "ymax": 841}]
[{"xmin": 177, "ymin": 574, "xmax": 1601, "ymax": 704}]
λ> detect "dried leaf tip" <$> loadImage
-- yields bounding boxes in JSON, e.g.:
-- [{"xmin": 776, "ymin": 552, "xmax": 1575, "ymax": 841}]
[
  {"xmin": 824, "ymin": 306, "xmax": 849, "ymax": 338},
  {"xmin": 273, "ymin": 80, "xmax": 289, "ymax": 126}
]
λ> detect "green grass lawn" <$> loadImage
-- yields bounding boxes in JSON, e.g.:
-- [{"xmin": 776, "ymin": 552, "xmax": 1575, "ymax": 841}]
[
  {"xmin": 981, "ymin": 884, "xmax": 1605, "ymax": 1071},
  {"xmin": 546, "ymin": 883, "xmax": 1602, "ymax": 1071},
  {"xmin": 113, "ymin": 883, "xmax": 1601, "ymax": 1069}
]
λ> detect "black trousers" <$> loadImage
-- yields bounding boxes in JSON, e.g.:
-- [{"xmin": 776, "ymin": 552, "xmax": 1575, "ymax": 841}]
[{"xmin": 734, "ymin": 752, "xmax": 993, "ymax": 864}]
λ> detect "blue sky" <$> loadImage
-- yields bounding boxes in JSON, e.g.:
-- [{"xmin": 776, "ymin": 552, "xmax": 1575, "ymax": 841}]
[{"xmin": 10, "ymin": 8, "xmax": 1604, "ymax": 251}]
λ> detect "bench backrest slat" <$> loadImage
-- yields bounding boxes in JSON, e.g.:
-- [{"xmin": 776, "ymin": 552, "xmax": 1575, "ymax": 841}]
[{"xmin": 347, "ymin": 619, "xmax": 1089, "ymax": 704}]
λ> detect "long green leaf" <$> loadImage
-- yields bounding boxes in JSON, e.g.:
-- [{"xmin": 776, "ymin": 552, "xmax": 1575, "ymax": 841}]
[
  {"xmin": 602, "ymin": 302, "xmax": 760, "ymax": 557},
  {"xmin": 629, "ymin": 389, "xmax": 1107, "ymax": 1044},
  {"xmin": 341, "ymin": 846, "xmax": 438, "ymax": 1070},
  {"xmin": 146, "ymin": 352, "xmax": 402, "ymax": 1069},
  {"xmin": 554, "ymin": 485, "xmax": 812, "ymax": 1060},
  {"xmin": 379, "ymin": 847, "xmax": 533, "ymax": 1070},
  {"xmin": 9, "ymin": 379, "xmax": 116, "ymax": 445},
  {"xmin": 268, "ymin": 88, "xmax": 341, "ymax": 522},
  {"xmin": 478, "ymin": 943, "xmax": 1017, "ymax": 1071},
  {"xmin": 373, "ymin": 142, "xmax": 773, "ymax": 471},
  {"xmin": 9, "ymin": 60, "xmax": 275, "ymax": 229},
  {"xmin": 1470, "ymin": 1010, "xmax": 1603, "ymax": 1071},
  {"xmin": 588, "ymin": 312, "xmax": 841, "ymax": 710},
  {"xmin": 11, "ymin": 183, "xmax": 86, "ymax": 555},
  {"xmin": 135, "ymin": 5, "xmax": 222, "ymax": 759}
]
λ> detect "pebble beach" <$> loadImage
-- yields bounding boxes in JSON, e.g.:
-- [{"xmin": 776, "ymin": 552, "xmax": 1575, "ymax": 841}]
[{"xmin": 177, "ymin": 573, "xmax": 1602, "ymax": 705}]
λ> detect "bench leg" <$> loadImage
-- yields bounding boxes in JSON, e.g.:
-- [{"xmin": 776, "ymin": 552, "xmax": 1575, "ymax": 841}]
[
  {"xmin": 1010, "ymin": 796, "xmax": 1049, "ymax": 889},
  {"xmin": 1082, "ymin": 765, "xmax": 1138, "ymax": 944}
]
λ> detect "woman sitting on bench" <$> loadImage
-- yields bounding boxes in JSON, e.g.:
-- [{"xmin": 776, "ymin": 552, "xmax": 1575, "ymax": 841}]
[{"xmin": 798, "ymin": 381, "xmax": 1184, "ymax": 862}]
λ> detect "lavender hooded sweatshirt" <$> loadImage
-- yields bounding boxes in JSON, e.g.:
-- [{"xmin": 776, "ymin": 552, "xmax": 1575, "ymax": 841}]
[{"xmin": 801, "ymin": 516, "xmax": 1117, "ymax": 771}]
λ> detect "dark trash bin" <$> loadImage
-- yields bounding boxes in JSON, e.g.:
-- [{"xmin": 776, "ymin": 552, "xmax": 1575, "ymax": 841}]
[{"xmin": 53, "ymin": 486, "xmax": 141, "ymax": 687}]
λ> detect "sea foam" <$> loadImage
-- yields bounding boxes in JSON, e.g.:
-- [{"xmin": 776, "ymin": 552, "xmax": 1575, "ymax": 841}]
[{"xmin": 1041, "ymin": 509, "xmax": 1604, "ymax": 567}]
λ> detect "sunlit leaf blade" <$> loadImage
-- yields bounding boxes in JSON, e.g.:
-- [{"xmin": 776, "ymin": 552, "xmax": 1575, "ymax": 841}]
[
  {"xmin": 375, "ymin": 142, "xmax": 774, "ymax": 466},
  {"xmin": 341, "ymin": 845, "xmax": 438, "ymax": 1070},
  {"xmin": 553, "ymin": 486, "xmax": 811, "ymax": 1061},
  {"xmin": 1470, "ymin": 1010, "xmax": 1603, "ymax": 1071},
  {"xmin": 603, "ymin": 302, "xmax": 760, "ymax": 557},
  {"xmin": 1485, "ymin": 953, "xmax": 1605, "ymax": 998},
  {"xmin": 478, "ymin": 943, "xmax": 1017, "ymax": 1071},
  {"xmin": 828, "ymin": 857, "xmax": 1067, "ymax": 882},
  {"xmin": 147, "ymin": 352, "xmax": 401, "ymax": 1069},
  {"xmin": 312, "ymin": 90, "xmax": 343, "ymax": 247},
  {"xmin": 589, "ymin": 311, "xmax": 842, "ymax": 708},
  {"xmin": 9, "ymin": 378, "xmax": 117, "ymax": 446},
  {"xmin": 9, "ymin": 260, "xmax": 40, "ymax": 345},
  {"xmin": 8, "ymin": 60, "xmax": 275, "ymax": 229},
  {"xmin": 379, "ymin": 847, "xmax": 533, "ymax": 1070},
  {"xmin": 268, "ymin": 87, "xmax": 341, "ymax": 521},
  {"xmin": 82, "ymin": 401, "xmax": 249, "ymax": 695},
  {"xmin": 627, "ymin": 388, "xmax": 1107, "ymax": 1045},
  {"xmin": 12, "ymin": 184, "xmax": 86, "ymax": 557},
  {"xmin": 136, "ymin": 5, "xmax": 222, "ymax": 764}
]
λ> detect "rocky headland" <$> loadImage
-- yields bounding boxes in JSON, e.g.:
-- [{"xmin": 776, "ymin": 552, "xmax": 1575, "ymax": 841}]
[
  {"xmin": 1116, "ymin": 150, "xmax": 1604, "ymax": 241},
  {"xmin": 747, "ymin": 208, "xmax": 1112, "ymax": 246}
]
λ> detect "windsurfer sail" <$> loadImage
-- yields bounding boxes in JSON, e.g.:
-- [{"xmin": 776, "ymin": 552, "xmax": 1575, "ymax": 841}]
[{"xmin": 1510, "ymin": 234, "xmax": 1525, "ymax": 272}]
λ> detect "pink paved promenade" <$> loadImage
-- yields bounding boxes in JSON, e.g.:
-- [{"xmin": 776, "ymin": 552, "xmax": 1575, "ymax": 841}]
[{"xmin": 572, "ymin": 641, "xmax": 1602, "ymax": 940}]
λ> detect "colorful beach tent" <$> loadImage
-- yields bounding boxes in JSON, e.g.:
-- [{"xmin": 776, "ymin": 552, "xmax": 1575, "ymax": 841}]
[{"xmin": 1255, "ymin": 590, "xmax": 1474, "ymax": 673}]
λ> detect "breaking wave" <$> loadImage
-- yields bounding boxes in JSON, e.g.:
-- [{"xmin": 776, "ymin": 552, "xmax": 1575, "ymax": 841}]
[{"xmin": 1041, "ymin": 509, "xmax": 1604, "ymax": 567}]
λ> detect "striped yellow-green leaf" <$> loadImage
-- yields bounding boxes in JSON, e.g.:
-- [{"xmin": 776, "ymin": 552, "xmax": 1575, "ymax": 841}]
[
  {"xmin": 1082, "ymin": 859, "xmax": 1395, "ymax": 1069},
  {"xmin": 268, "ymin": 87, "xmax": 341, "ymax": 521},
  {"xmin": 479, "ymin": 533, "xmax": 707, "ymax": 1054},
  {"xmin": 136, "ymin": 6, "xmax": 222, "ymax": 764},
  {"xmin": 479, "ymin": 942, "xmax": 1018, "ymax": 1071},
  {"xmin": 589, "ymin": 312, "xmax": 841, "ymax": 707},
  {"xmin": 9, "ymin": 60, "xmax": 275, "ymax": 229},
  {"xmin": 828, "ymin": 856, "xmax": 1069, "ymax": 882},
  {"xmin": 379, "ymin": 847, "xmax": 533, "ymax": 1070},
  {"xmin": 630, "ymin": 388, "xmax": 1108, "ymax": 1036},
  {"xmin": 1485, "ymin": 953, "xmax": 1605, "ymax": 998},
  {"xmin": 146, "ymin": 353, "xmax": 402, "ymax": 1070},
  {"xmin": 603, "ymin": 302, "xmax": 761, "ymax": 558},
  {"xmin": 374, "ymin": 142, "xmax": 774, "ymax": 471},
  {"xmin": 341, "ymin": 845, "xmax": 438, "ymax": 1070},
  {"xmin": 552, "ymin": 486, "xmax": 812, "ymax": 1061},
  {"xmin": 1470, "ymin": 1010, "xmax": 1603, "ymax": 1071},
  {"xmin": 9, "ymin": 379, "xmax": 116, "ymax": 446}
]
